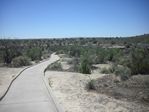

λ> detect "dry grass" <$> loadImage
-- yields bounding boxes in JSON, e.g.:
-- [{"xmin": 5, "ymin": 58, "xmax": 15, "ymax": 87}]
[{"xmin": 93, "ymin": 74, "xmax": 149, "ymax": 104}]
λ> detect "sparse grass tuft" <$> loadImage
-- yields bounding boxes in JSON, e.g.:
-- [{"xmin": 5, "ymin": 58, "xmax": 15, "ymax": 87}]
[{"xmin": 86, "ymin": 79, "xmax": 96, "ymax": 91}]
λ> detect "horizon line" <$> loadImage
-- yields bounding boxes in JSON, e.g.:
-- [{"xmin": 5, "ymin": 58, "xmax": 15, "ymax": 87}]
[{"xmin": 0, "ymin": 33, "xmax": 148, "ymax": 39}]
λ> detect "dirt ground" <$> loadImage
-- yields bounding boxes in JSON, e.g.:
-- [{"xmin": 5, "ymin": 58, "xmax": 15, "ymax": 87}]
[
  {"xmin": 45, "ymin": 71, "xmax": 148, "ymax": 112},
  {"xmin": 45, "ymin": 55, "xmax": 149, "ymax": 112},
  {"xmin": 0, "ymin": 67, "xmax": 25, "ymax": 98},
  {"xmin": 93, "ymin": 74, "xmax": 149, "ymax": 104}
]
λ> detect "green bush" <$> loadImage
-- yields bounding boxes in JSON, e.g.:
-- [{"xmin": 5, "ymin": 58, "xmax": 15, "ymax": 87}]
[
  {"xmin": 130, "ymin": 48, "xmax": 149, "ymax": 75},
  {"xmin": 79, "ymin": 54, "xmax": 91, "ymax": 74},
  {"xmin": 117, "ymin": 56, "xmax": 131, "ymax": 67},
  {"xmin": 100, "ymin": 64, "xmax": 131, "ymax": 81},
  {"xmin": 86, "ymin": 79, "xmax": 96, "ymax": 91},
  {"xmin": 95, "ymin": 49, "xmax": 106, "ymax": 64},
  {"xmin": 12, "ymin": 56, "xmax": 31, "ymax": 67},
  {"xmin": 68, "ymin": 46, "xmax": 81, "ymax": 57},
  {"xmin": 2, "ymin": 48, "xmax": 21, "ymax": 64},
  {"xmin": 92, "ymin": 48, "xmax": 123, "ymax": 64},
  {"xmin": 26, "ymin": 48, "xmax": 42, "ymax": 61},
  {"xmin": 117, "ymin": 47, "xmax": 149, "ymax": 75}
]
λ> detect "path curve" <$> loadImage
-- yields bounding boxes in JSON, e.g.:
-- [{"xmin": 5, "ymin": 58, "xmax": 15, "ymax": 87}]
[{"xmin": 0, "ymin": 53, "xmax": 62, "ymax": 112}]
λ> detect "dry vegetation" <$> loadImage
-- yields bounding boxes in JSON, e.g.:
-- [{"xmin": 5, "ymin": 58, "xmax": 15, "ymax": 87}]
[
  {"xmin": 1, "ymin": 34, "xmax": 149, "ymax": 111},
  {"xmin": 45, "ymin": 55, "xmax": 149, "ymax": 112},
  {"xmin": 92, "ymin": 75, "xmax": 149, "ymax": 103}
]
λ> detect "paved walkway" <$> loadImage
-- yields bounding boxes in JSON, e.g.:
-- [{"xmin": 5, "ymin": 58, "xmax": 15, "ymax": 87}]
[{"xmin": 0, "ymin": 54, "xmax": 62, "ymax": 112}]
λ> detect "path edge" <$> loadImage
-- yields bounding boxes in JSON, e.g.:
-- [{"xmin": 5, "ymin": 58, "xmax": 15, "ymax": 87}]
[
  {"xmin": 0, "ymin": 58, "xmax": 50, "ymax": 101},
  {"xmin": 0, "ymin": 66, "xmax": 30, "ymax": 101},
  {"xmin": 43, "ymin": 56, "xmax": 64, "ymax": 112}
]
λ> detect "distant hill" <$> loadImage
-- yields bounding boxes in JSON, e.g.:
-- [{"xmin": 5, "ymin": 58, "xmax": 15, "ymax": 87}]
[{"xmin": 125, "ymin": 34, "xmax": 149, "ymax": 44}]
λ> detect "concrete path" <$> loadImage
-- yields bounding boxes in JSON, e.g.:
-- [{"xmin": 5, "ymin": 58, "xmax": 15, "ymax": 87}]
[{"xmin": 0, "ymin": 54, "xmax": 62, "ymax": 112}]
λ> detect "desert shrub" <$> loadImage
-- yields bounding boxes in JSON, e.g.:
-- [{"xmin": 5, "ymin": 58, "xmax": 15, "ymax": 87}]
[
  {"xmin": 86, "ymin": 79, "xmax": 96, "ymax": 91},
  {"xmin": 89, "ymin": 54, "xmax": 97, "ymax": 64},
  {"xmin": 104, "ymin": 49, "xmax": 123, "ymax": 62},
  {"xmin": 114, "ymin": 65, "xmax": 131, "ymax": 81},
  {"xmin": 2, "ymin": 48, "xmax": 21, "ymax": 64},
  {"xmin": 11, "ymin": 56, "xmax": 31, "ymax": 67},
  {"xmin": 46, "ymin": 61, "xmax": 62, "ymax": 71},
  {"xmin": 95, "ymin": 49, "xmax": 106, "ymax": 64},
  {"xmin": 93, "ymin": 48, "xmax": 122, "ymax": 64},
  {"xmin": 117, "ymin": 47, "xmax": 149, "ymax": 75},
  {"xmin": 130, "ymin": 48, "xmax": 149, "ymax": 75},
  {"xmin": 0, "ymin": 40, "xmax": 23, "ymax": 64},
  {"xmin": 26, "ymin": 47, "xmax": 42, "ymax": 61},
  {"xmin": 100, "ymin": 64, "xmax": 131, "ymax": 80},
  {"xmin": 79, "ymin": 54, "xmax": 91, "ymax": 74},
  {"xmin": 104, "ymin": 49, "xmax": 115, "ymax": 62},
  {"xmin": 118, "ymin": 56, "xmax": 131, "ymax": 67},
  {"xmin": 68, "ymin": 46, "xmax": 81, "ymax": 57}
]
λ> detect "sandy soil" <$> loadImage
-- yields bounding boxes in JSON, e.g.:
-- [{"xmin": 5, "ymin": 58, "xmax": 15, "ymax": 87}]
[
  {"xmin": 45, "ymin": 71, "xmax": 148, "ymax": 112},
  {"xmin": 45, "ymin": 54, "xmax": 148, "ymax": 112},
  {"xmin": 0, "ymin": 67, "xmax": 26, "ymax": 98}
]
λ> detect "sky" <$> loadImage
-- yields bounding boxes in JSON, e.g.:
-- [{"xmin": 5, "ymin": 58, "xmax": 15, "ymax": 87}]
[{"xmin": 0, "ymin": 0, "xmax": 149, "ymax": 38}]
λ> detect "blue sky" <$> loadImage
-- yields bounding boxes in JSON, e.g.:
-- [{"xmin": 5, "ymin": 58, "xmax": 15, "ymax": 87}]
[{"xmin": 0, "ymin": 0, "xmax": 149, "ymax": 38}]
